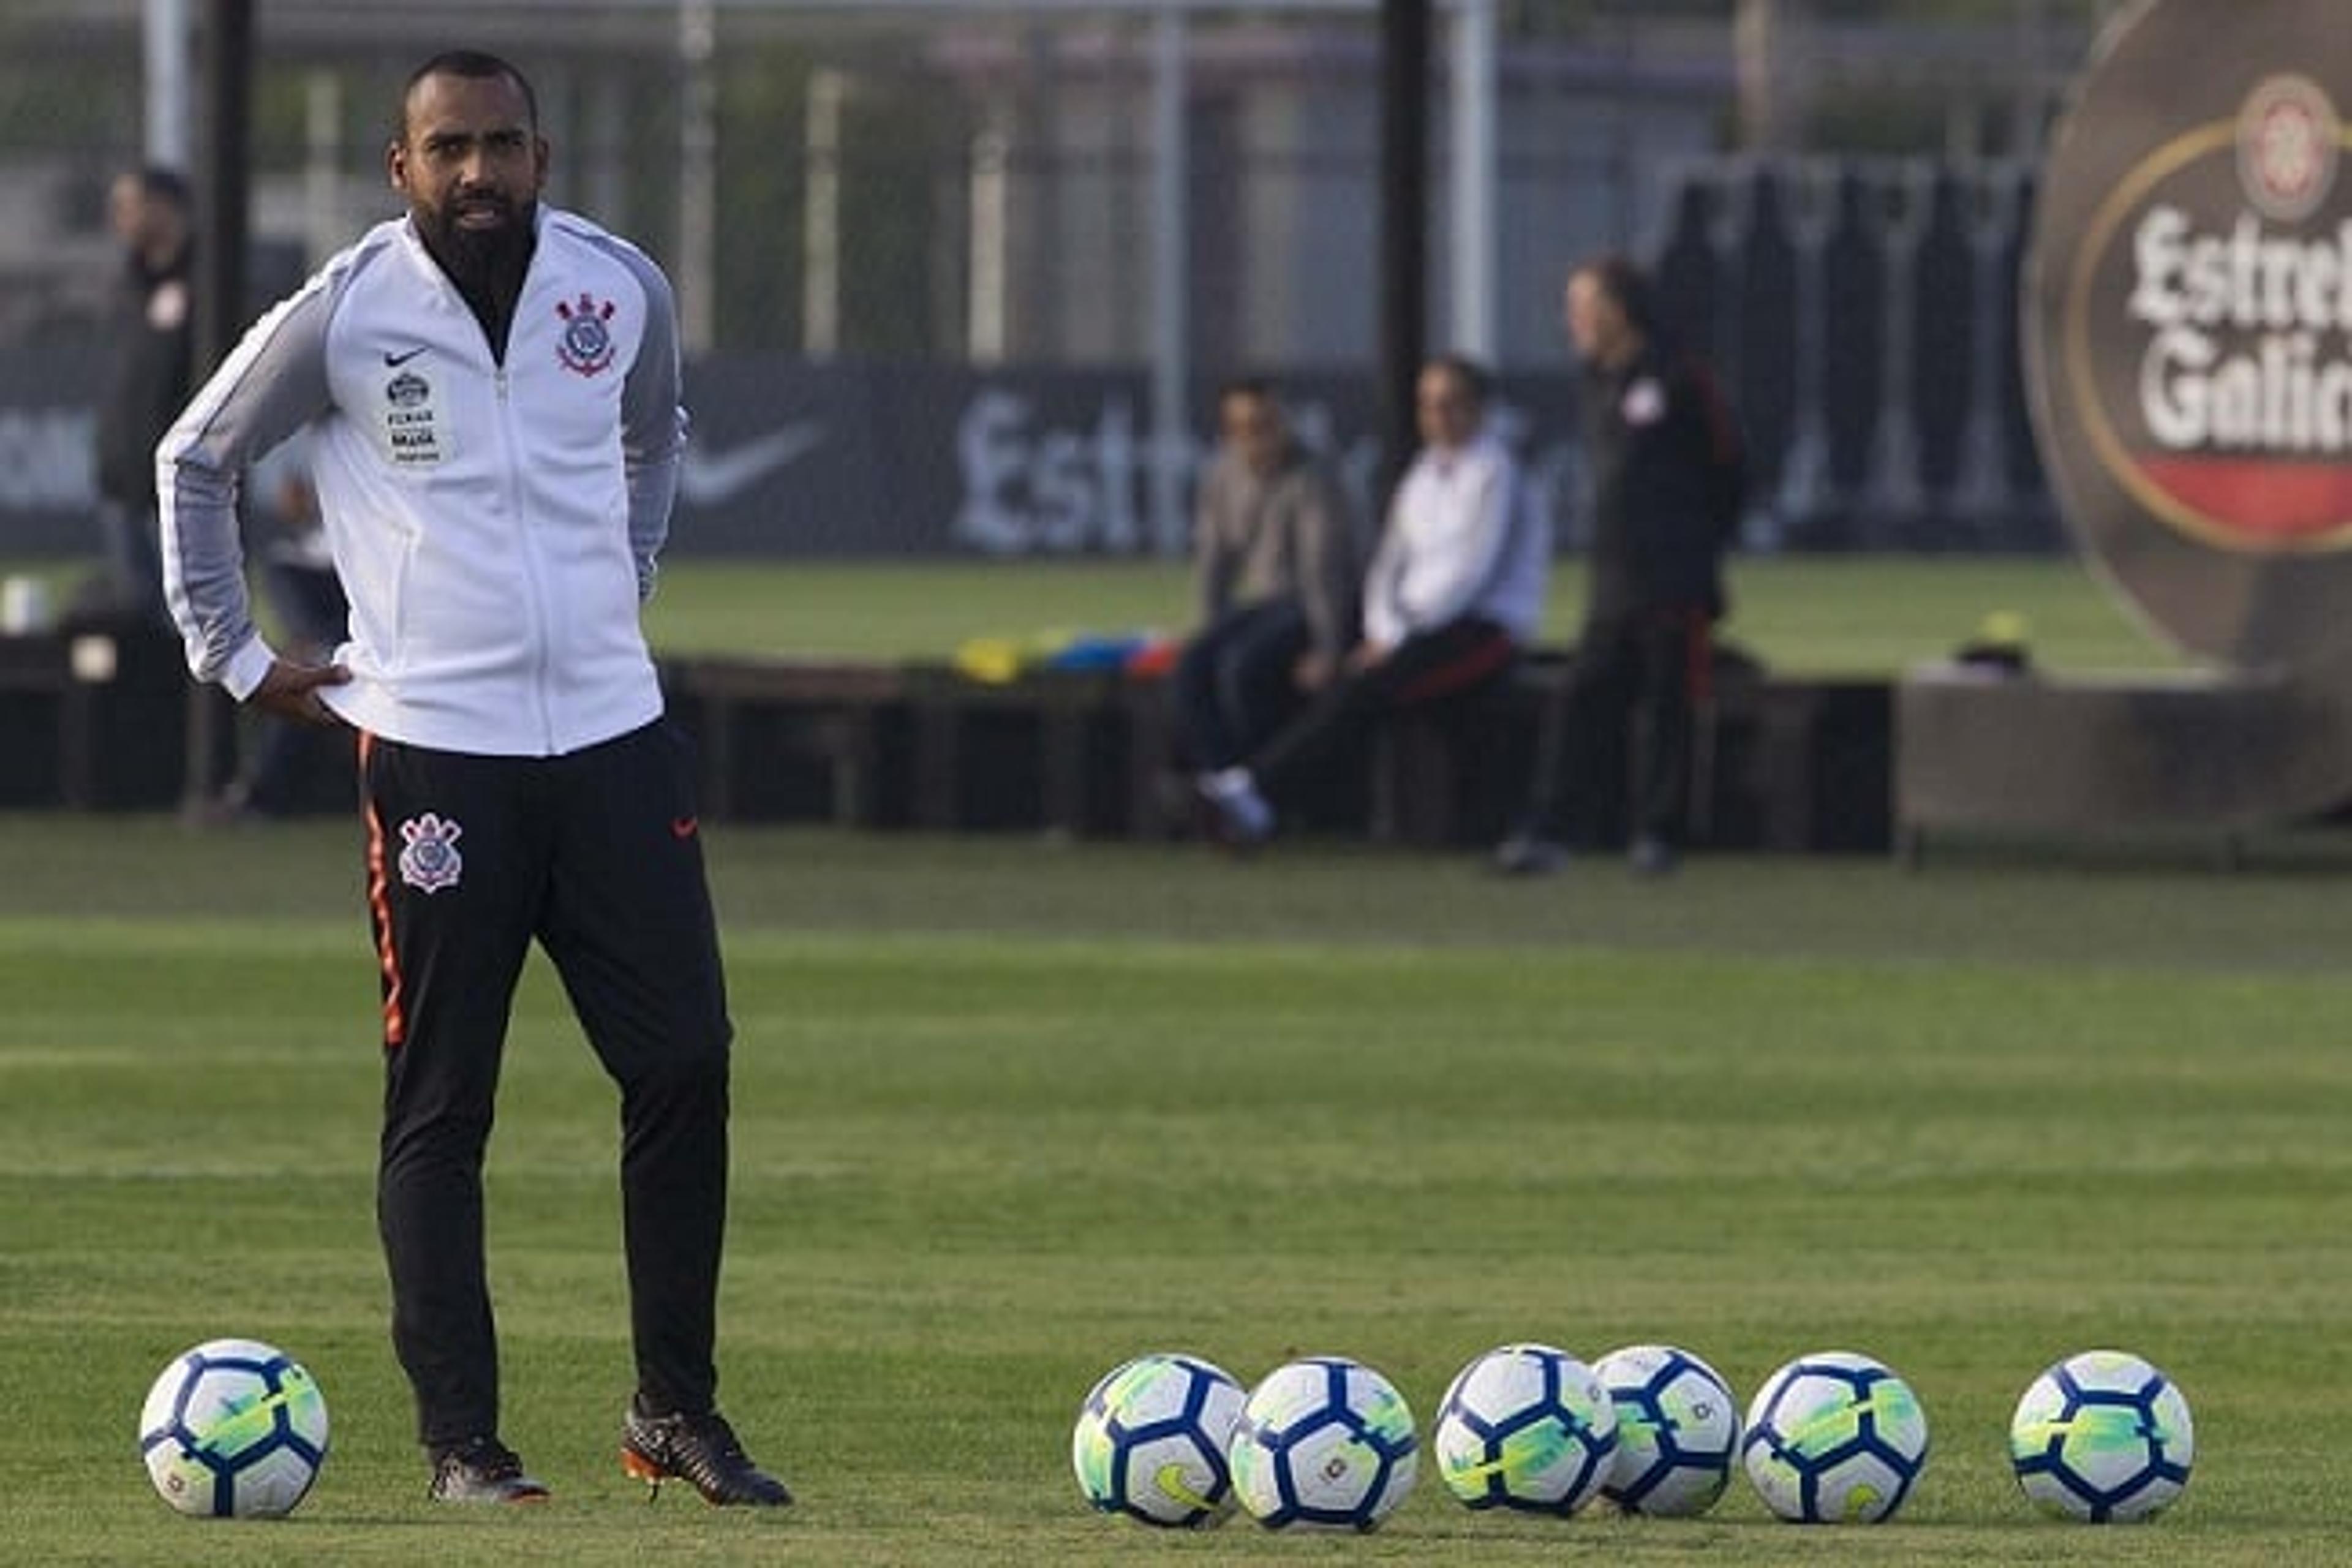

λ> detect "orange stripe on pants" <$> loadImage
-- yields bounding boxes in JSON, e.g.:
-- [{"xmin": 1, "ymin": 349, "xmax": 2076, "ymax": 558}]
[{"xmin": 358, "ymin": 731, "xmax": 407, "ymax": 1048}]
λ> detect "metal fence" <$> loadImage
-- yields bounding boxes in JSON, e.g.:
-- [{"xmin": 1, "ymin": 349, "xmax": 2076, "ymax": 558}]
[
  {"xmin": 0, "ymin": 2, "xmax": 2094, "ymax": 557},
  {"xmin": 2, "ymin": 5, "xmax": 1711, "ymax": 358}
]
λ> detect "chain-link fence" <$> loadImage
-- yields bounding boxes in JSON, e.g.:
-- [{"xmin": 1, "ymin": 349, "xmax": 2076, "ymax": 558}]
[
  {"xmin": 2, "ymin": 4, "xmax": 1725, "ymax": 358},
  {"xmin": 0, "ymin": 2, "xmax": 2101, "ymax": 557}
]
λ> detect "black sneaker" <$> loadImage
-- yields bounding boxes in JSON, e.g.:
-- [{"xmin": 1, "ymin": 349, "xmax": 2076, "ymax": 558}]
[
  {"xmin": 620, "ymin": 1402, "xmax": 792, "ymax": 1507},
  {"xmin": 428, "ymin": 1435, "xmax": 551, "ymax": 1504}
]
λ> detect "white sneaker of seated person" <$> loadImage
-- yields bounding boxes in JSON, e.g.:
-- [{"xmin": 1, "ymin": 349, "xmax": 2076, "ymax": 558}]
[{"xmin": 1194, "ymin": 766, "xmax": 1273, "ymax": 847}]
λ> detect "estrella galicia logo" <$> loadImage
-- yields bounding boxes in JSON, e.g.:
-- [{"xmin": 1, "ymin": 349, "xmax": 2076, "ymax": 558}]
[
  {"xmin": 2027, "ymin": 0, "xmax": 2352, "ymax": 670},
  {"xmin": 555, "ymin": 292, "xmax": 617, "ymax": 376},
  {"xmin": 2061, "ymin": 70, "xmax": 2352, "ymax": 556},
  {"xmin": 396, "ymin": 812, "xmax": 464, "ymax": 894},
  {"xmin": 386, "ymin": 371, "xmax": 430, "ymax": 409}
]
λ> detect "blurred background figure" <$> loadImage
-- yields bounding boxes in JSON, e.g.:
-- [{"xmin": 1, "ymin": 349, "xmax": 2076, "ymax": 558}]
[
  {"xmin": 203, "ymin": 434, "xmax": 350, "ymax": 823},
  {"xmin": 87, "ymin": 165, "xmax": 194, "ymax": 625},
  {"xmin": 1498, "ymin": 254, "xmax": 1744, "ymax": 878},
  {"xmin": 1170, "ymin": 377, "xmax": 1360, "ymax": 790},
  {"xmin": 1196, "ymin": 355, "xmax": 1548, "ymax": 846}
]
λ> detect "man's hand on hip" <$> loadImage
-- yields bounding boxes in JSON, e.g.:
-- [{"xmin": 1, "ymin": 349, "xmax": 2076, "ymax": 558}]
[{"xmin": 252, "ymin": 657, "xmax": 352, "ymax": 726}]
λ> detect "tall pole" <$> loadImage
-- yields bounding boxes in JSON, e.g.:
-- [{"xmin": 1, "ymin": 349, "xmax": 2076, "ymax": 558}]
[
  {"xmin": 184, "ymin": 0, "xmax": 251, "ymax": 813},
  {"xmin": 143, "ymin": 0, "xmax": 191, "ymax": 167},
  {"xmin": 1148, "ymin": 7, "xmax": 1189, "ymax": 554},
  {"xmin": 802, "ymin": 68, "xmax": 845, "ymax": 358},
  {"xmin": 677, "ymin": 0, "xmax": 718, "ymax": 355},
  {"xmin": 1735, "ymin": 0, "xmax": 1813, "ymax": 154},
  {"xmin": 1379, "ymin": 0, "xmax": 1430, "ymax": 493},
  {"xmin": 191, "ymin": 0, "xmax": 249, "ymax": 474},
  {"xmin": 1449, "ymin": 0, "xmax": 1497, "ymax": 362}
]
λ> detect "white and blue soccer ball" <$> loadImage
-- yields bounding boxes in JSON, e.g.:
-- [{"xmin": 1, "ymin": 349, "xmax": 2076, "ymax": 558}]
[
  {"xmin": 1227, "ymin": 1356, "xmax": 1418, "ymax": 1531},
  {"xmin": 2009, "ymin": 1350, "xmax": 2194, "ymax": 1523},
  {"xmin": 138, "ymin": 1338, "xmax": 329, "ymax": 1518},
  {"xmin": 1070, "ymin": 1352, "xmax": 1248, "ymax": 1527},
  {"xmin": 1432, "ymin": 1342, "xmax": 1616, "ymax": 1515},
  {"xmin": 1593, "ymin": 1343, "xmax": 1740, "ymax": 1517},
  {"xmin": 1741, "ymin": 1350, "xmax": 1928, "ymax": 1523}
]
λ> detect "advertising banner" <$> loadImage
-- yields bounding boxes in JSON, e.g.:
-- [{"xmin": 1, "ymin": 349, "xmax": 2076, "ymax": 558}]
[
  {"xmin": 2027, "ymin": 0, "xmax": 2352, "ymax": 669},
  {"xmin": 0, "ymin": 352, "xmax": 1585, "ymax": 562}
]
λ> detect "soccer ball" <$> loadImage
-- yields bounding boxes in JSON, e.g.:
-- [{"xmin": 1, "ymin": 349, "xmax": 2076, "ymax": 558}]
[
  {"xmin": 1741, "ymin": 1351, "xmax": 1928, "ymax": 1523},
  {"xmin": 1227, "ymin": 1356, "xmax": 1418, "ymax": 1531},
  {"xmin": 1593, "ymin": 1343, "xmax": 1740, "ymax": 1517},
  {"xmin": 2008, "ymin": 1350, "xmax": 2193, "ymax": 1523},
  {"xmin": 1070, "ymin": 1352, "xmax": 1248, "ymax": 1527},
  {"xmin": 1432, "ymin": 1342, "xmax": 1616, "ymax": 1514},
  {"xmin": 138, "ymin": 1338, "xmax": 329, "ymax": 1518}
]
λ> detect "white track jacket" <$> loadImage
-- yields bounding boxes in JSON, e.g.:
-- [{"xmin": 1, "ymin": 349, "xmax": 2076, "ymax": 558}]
[
  {"xmin": 158, "ymin": 206, "xmax": 685, "ymax": 757},
  {"xmin": 1362, "ymin": 431, "xmax": 1550, "ymax": 649}
]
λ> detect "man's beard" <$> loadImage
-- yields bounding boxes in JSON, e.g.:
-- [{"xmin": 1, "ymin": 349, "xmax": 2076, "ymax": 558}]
[{"xmin": 419, "ymin": 196, "xmax": 534, "ymax": 296}]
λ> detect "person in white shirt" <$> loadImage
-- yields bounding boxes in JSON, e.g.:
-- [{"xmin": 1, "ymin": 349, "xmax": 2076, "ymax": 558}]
[
  {"xmin": 157, "ymin": 50, "xmax": 788, "ymax": 1510},
  {"xmin": 1196, "ymin": 355, "xmax": 1548, "ymax": 845}
]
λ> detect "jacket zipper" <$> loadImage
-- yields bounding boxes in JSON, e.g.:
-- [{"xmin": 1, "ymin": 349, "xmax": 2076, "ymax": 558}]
[{"xmin": 492, "ymin": 361, "xmax": 559, "ymax": 752}]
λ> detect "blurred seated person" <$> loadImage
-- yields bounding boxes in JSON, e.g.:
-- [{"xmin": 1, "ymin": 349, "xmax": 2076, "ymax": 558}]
[
  {"xmin": 1195, "ymin": 355, "xmax": 1548, "ymax": 846},
  {"xmin": 1170, "ymin": 377, "xmax": 1360, "ymax": 783}
]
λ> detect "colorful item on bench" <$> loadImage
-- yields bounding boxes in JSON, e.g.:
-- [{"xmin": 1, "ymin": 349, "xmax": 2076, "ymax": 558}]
[
  {"xmin": 952, "ymin": 630, "xmax": 1166, "ymax": 684},
  {"xmin": 1121, "ymin": 636, "xmax": 1181, "ymax": 680}
]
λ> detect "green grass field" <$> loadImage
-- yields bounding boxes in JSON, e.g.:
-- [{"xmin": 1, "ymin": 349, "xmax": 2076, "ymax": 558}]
[
  {"xmin": 629, "ymin": 555, "xmax": 2192, "ymax": 676},
  {"xmin": 12, "ymin": 551, "xmax": 2190, "ymax": 674},
  {"xmin": 4, "ymin": 813, "xmax": 2348, "ymax": 1564}
]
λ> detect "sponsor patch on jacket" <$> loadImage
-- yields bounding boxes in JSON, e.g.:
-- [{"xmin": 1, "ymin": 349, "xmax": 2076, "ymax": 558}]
[
  {"xmin": 556, "ymin": 293, "xmax": 617, "ymax": 376},
  {"xmin": 396, "ymin": 812, "xmax": 464, "ymax": 892},
  {"xmin": 382, "ymin": 369, "xmax": 444, "ymax": 466}
]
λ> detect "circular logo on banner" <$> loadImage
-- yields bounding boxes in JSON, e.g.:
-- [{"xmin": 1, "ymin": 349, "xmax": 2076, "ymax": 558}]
[{"xmin": 2026, "ymin": 0, "xmax": 2352, "ymax": 669}]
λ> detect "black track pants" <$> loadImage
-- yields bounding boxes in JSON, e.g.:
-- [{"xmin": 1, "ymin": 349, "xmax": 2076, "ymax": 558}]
[
  {"xmin": 361, "ymin": 719, "xmax": 733, "ymax": 1448},
  {"xmin": 1246, "ymin": 617, "xmax": 1517, "ymax": 804}
]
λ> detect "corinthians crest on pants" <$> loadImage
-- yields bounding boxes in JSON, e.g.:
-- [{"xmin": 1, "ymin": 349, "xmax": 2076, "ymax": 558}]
[{"xmin": 398, "ymin": 813, "xmax": 464, "ymax": 893}]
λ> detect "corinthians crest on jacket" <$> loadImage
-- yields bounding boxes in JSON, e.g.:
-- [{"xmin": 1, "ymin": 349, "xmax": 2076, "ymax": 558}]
[{"xmin": 556, "ymin": 293, "xmax": 618, "ymax": 376}]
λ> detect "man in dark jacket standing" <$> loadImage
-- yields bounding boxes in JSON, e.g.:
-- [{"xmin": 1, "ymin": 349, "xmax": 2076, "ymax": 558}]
[
  {"xmin": 1497, "ymin": 255, "xmax": 1743, "ymax": 877},
  {"xmin": 92, "ymin": 166, "xmax": 194, "ymax": 621}
]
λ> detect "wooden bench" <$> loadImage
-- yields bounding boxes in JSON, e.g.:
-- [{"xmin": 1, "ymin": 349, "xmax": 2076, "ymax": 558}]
[
  {"xmin": 662, "ymin": 656, "xmax": 910, "ymax": 827},
  {"xmin": 0, "ymin": 639, "xmax": 1893, "ymax": 846},
  {"xmin": 0, "ymin": 622, "xmax": 191, "ymax": 810},
  {"xmin": 661, "ymin": 652, "xmax": 1894, "ymax": 853}
]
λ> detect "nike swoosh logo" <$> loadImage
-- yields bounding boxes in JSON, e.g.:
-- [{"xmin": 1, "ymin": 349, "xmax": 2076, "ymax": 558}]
[
  {"xmin": 194, "ymin": 1382, "xmax": 304, "ymax": 1455},
  {"xmin": 1151, "ymin": 1463, "xmax": 1213, "ymax": 1512},
  {"xmin": 383, "ymin": 345, "xmax": 428, "ymax": 367},
  {"xmin": 679, "ymin": 420, "xmax": 826, "ymax": 505},
  {"xmin": 1446, "ymin": 1454, "xmax": 1513, "ymax": 1484}
]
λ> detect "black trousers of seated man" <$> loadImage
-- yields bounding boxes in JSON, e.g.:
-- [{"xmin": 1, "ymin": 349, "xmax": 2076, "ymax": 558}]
[
  {"xmin": 361, "ymin": 718, "xmax": 733, "ymax": 1451},
  {"xmin": 1172, "ymin": 597, "xmax": 1313, "ymax": 771},
  {"xmin": 1245, "ymin": 616, "xmax": 1518, "ymax": 807},
  {"xmin": 1521, "ymin": 608, "xmax": 1709, "ymax": 848}
]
